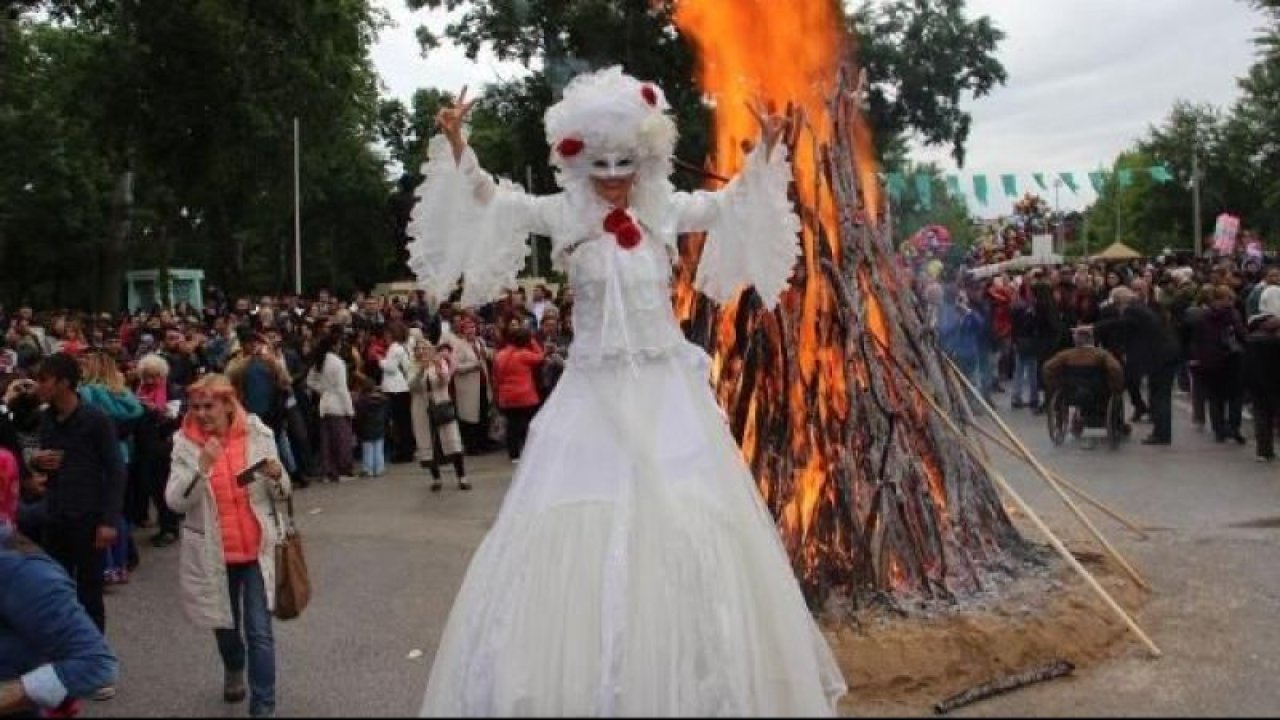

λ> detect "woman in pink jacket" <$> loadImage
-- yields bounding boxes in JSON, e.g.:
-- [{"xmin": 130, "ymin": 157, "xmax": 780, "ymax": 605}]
[{"xmin": 492, "ymin": 326, "xmax": 543, "ymax": 462}]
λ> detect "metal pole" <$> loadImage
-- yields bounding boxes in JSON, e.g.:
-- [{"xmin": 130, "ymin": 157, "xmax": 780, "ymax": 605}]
[
  {"xmin": 1191, "ymin": 146, "xmax": 1202, "ymax": 257},
  {"xmin": 293, "ymin": 116, "xmax": 302, "ymax": 296},
  {"xmin": 1054, "ymin": 179, "xmax": 1063, "ymax": 255}
]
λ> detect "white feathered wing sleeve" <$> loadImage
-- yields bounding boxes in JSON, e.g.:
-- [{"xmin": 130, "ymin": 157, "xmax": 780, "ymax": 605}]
[
  {"xmin": 675, "ymin": 144, "xmax": 801, "ymax": 311},
  {"xmin": 406, "ymin": 135, "xmax": 545, "ymax": 308}
]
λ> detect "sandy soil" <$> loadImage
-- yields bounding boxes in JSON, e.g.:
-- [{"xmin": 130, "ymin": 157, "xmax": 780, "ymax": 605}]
[{"xmin": 824, "ymin": 549, "xmax": 1148, "ymax": 716}]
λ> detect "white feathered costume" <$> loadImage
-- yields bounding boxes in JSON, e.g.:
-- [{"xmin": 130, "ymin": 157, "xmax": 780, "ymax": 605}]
[{"xmin": 409, "ymin": 67, "xmax": 847, "ymax": 717}]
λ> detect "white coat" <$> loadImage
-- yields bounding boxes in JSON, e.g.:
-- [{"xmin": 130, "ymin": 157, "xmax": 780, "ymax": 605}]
[
  {"xmin": 164, "ymin": 414, "xmax": 293, "ymax": 630},
  {"xmin": 444, "ymin": 332, "xmax": 491, "ymax": 425},
  {"xmin": 306, "ymin": 352, "xmax": 354, "ymax": 417},
  {"xmin": 409, "ymin": 356, "xmax": 464, "ymax": 460}
]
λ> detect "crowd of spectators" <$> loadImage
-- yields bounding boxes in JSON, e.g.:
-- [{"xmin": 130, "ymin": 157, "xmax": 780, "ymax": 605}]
[
  {"xmin": 926, "ymin": 254, "xmax": 1280, "ymax": 457},
  {"xmin": 0, "ymin": 281, "xmax": 572, "ymax": 595}
]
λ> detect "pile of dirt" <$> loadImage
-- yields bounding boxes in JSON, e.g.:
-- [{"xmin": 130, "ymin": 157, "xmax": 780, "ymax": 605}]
[{"xmin": 823, "ymin": 553, "xmax": 1149, "ymax": 716}]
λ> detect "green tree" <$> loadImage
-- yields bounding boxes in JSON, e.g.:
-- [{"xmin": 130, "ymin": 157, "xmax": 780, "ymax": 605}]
[
  {"xmin": 2, "ymin": 1, "xmax": 397, "ymax": 307},
  {"xmin": 407, "ymin": 0, "xmax": 1004, "ymax": 174},
  {"xmin": 849, "ymin": 0, "xmax": 1007, "ymax": 167},
  {"xmin": 409, "ymin": 0, "xmax": 710, "ymax": 186}
]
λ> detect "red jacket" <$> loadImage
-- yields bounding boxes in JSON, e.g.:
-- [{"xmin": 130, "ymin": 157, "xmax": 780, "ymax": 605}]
[
  {"xmin": 987, "ymin": 285, "xmax": 1015, "ymax": 340},
  {"xmin": 494, "ymin": 342, "xmax": 544, "ymax": 409}
]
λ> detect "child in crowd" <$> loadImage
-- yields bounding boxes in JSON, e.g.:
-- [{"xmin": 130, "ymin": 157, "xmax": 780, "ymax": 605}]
[{"xmin": 353, "ymin": 375, "xmax": 388, "ymax": 478}]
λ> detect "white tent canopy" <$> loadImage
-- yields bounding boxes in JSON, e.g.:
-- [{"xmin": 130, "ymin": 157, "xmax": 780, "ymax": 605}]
[{"xmin": 967, "ymin": 252, "xmax": 1065, "ymax": 279}]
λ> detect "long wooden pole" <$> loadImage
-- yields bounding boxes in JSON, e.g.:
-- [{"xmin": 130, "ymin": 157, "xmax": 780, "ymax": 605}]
[
  {"xmin": 868, "ymin": 343, "xmax": 1160, "ymax": 653},
  {"xmin": 883, "ymin": 354, "xmax": 1161, "ymax": 657},
  {"xmin": 963, "ymin": 420, "xmax": 1151, "ymax": 540},
  {"xmin": 943, "ymin": 358, "xmax": 1151, "ymax": 591}
]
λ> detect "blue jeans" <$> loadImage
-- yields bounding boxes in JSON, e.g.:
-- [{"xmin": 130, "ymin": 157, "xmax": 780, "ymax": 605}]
[
  {"xmin": 215, "ymin": 563, "xmax": 276, "ymax": 717},
  {"xmin": 1013, "ymin": 351, "xmax": 1040, "ymax": 407},
  {"xmin": 103, "ymin": 516, "xmax": 130, "ymax": 574},
  {"xmin": 362, "ymin": 439, "xmax": 385, "ymax": 476}
]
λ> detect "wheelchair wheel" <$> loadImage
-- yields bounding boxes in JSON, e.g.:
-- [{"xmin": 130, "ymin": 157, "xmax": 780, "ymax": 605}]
[
  {"xmin": 1105, "ymin": 393, "xmax": 1125, "ymax": 449},
  {"xmin": 1047, "ymin": 390, "xmax": 1069, "ymax": 446}
]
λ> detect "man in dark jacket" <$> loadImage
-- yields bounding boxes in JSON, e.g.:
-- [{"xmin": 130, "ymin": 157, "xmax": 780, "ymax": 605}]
[
  {"xmin": 29, "ymin": 354, "xmax": 127, "ymax": 634},
  {"xmin": 1095, "ymin": 287, "xmax": 1180, "ymax": 445}
]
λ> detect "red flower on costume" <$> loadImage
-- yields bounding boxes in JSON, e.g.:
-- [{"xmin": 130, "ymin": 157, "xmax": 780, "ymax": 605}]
[
  {"xmin": 604, "ymin": 208, "xmax": 642, "ymax": 250},
  {"xmin": 641, "ymin": 84, "xmax": 658, "ymax": 107},
  {"xmin": 557, "ymin": 138, "xmax": 584, "ymax": 158}
]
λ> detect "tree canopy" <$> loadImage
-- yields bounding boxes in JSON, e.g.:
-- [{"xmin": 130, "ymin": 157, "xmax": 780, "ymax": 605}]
[
  {"xmin": 1, "ymin": 0, "xmax": 1011, "ymax": 309},
  {"xmin": 1083, "ymin": 2, "xmax": 1280, "ymax": 256},
  {"xmin": 1, "ymin": 1, "xmax": 396, "ymax": 309}
]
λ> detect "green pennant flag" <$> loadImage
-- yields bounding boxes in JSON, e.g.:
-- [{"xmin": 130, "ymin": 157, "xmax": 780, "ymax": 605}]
[
  {"xmin": 1088, "ymin": 171, "xmax": 1107, "ymax": 194},
  {"xmin": 946, "ymin": 174, "xmax": 963, "ymax": 199},
  {"xmin": 973, "ymin": 175, "xmax": 990, "ymax": 206},
  {"xmin": 1001, "ymin": 174, "xmax": 1018, "ymax": 198},
  {"xmin": 914, "ymin": 174, "xmax": 933, "ymax": 210},
  {"xmin": 886, "ymin": 172, "xmax": 907, "ymax": 201},
  {"xmin": 1033, "ymin": 173, "xmax": 1048, "ymax": 191},
  {"xmin": 1149, "ymin": 165, "xmax": 1174, "ymax": 183},
  {"xmin": 1117, "ymin": 169, "xmax": 1134, "ymax": 187},
  {"xmin": 1059, "ymin": 172, "xmax": 1079, "ymax": 193}
]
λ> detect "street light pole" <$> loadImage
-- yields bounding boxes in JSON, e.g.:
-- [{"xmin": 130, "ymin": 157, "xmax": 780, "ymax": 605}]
[{"xmin": 293, "ymin": 116, "xmax": 302, "ymax": 295}]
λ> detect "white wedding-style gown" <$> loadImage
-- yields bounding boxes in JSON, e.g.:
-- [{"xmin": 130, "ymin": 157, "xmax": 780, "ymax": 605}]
[{"xmin": 408, "ymin": 135, "xmax": 848, "ymax": 716}]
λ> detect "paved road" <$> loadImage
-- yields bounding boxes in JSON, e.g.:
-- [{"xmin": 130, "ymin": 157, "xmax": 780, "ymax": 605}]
[{"xmin": 82, "ymin": 389, "xmax": 1279, "ymax": 717}]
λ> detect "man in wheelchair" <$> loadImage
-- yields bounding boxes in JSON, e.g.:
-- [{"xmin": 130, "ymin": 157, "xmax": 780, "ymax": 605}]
[{"xmin": 1042, "ymin": 326, "xmax": 1129, "ymax": 446}]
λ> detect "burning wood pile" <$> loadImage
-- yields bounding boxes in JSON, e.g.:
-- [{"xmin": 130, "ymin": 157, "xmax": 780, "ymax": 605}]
[{"xmin": 672, "ymin": 0, "xmax": 1034, "ymax": 608}]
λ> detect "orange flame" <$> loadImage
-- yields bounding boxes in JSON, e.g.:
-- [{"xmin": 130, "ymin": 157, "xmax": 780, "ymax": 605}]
[{"xmin": 672, "ymin": 0, "xmax": 972, "ymax": 600}]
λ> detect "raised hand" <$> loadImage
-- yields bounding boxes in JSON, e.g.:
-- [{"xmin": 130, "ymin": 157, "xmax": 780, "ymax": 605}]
[
  {"xmin": 745, "ymin": 98, "xmax": 792, "ymax": 162},
  {"xmin": 199, "ymin": 438, "xmax": 223, "ymax": 473},
  {"xmin": 435, "ymin": 86, "xmax": 478, "ymax": 163}
]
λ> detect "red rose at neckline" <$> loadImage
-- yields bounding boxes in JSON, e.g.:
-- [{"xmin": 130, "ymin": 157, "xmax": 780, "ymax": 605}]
[
  {"xmin": 615, "ymin": 224, "xmax": 642, "ymax": 249},
  {"xmin": 603, "ymin": 208, "xmax": 629, "ymax": 233},
  {"xmin": 641, "ymin": 85, "xmax": 658, "ymax": 107},
  {"xmin": 557, "ymin": 137, "xmax": 584, "ymax": 158},
  {"xmin": 604, "ymin": 208, "xmax": 642, "ymax": 250}
]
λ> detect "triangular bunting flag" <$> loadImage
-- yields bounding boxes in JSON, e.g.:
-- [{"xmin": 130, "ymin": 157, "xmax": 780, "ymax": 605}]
[
  {"xmin": 1033, "ymin": 173, "xmax": 1048, "ymax": 191},
  {"xmin": 1000, "ymin": 174, "xmax": 1018, "ymax": 198},
  {"xmin": 1117, "ymin": 169, "xmax": 1134, "ymax": 187},
  {"xmin": 1059, "ymin": 173, "xmax": 1079, "ymax": 193},
  {"xmin": 1088, "ymin": 171, "xmax": 1107, "ymax": 194},
  {"xmin": 973, "ymin": 175, "xmax": 989, "ymax": 206},
  {"xmin": 1149, "ymin": 165, "xmax": 1174, "ymax": 183},
  {"xmin": 946, "ymin": 175, "xmax": 963, "ymax": 199}
]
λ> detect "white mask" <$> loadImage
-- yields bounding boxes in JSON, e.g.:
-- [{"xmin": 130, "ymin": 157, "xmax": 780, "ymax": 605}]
[{"xmin": 588, "ymin": 152, "xmax": 637, "ymax": 179}]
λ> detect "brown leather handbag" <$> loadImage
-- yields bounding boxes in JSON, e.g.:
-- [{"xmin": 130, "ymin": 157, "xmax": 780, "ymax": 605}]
[{"xmin": 272, "ymin": 496, "xmax": 311, "ymax": 620}]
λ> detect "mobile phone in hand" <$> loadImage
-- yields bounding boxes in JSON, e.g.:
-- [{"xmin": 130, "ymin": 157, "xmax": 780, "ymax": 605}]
[{"xmin": 236, "ymin": 458, "xmax": 270, "ymax": 487}]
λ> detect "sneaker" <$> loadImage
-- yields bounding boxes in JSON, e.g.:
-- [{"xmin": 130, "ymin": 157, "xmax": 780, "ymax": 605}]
[
  {"xmin": 224, "ymin": 669, "xmax": 247, "ymax": 703},
  {"xmin": 459, "ymin": 480, "xmax": 472, "ymax": 491},
  {"xmin": 150, "ymin": 531, "xmax": 178, "ymax": 548},
  {"xmin": 1011, "ymin": 399, "xmax": 1025, "ymax": 409},
  {"xmin": 1256, "ymin": 454, "xmax": 1275, "ymax": 463},
  {"xmin": 430, "ymin": 480, "xmax": 442, "ymax": 493},
  {"xmin": 92, "ymin": 686, "xmax": 117, "ymax": 702}
]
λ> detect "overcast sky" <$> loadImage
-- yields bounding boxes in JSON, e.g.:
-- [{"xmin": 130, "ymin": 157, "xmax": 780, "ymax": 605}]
[{"xmin": 370, "ymin": 0, "xmax": 1267, "ymax": 215}]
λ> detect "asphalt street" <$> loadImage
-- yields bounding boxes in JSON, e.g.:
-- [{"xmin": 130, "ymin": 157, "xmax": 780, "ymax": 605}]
[{"xmin": 82, "ymin": 388, "xmax": 1279, "ymax": 718}]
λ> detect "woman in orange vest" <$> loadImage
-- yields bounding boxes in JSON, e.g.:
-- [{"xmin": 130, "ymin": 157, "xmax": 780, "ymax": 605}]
[{"xmin": 165, "ymin": 374, "xmax": 291, "ymax": 717}]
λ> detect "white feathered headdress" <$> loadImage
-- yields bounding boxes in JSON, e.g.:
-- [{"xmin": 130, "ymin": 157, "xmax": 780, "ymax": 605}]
[{"xmin": 543, "ymin": 66, "xmax": 678, "ymax": 189}]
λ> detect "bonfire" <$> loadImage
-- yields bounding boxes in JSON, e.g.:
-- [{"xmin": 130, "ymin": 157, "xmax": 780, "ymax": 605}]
[{"xmin": 670, "ymin": 0, "xmax": 1035, "ymax": 609}]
